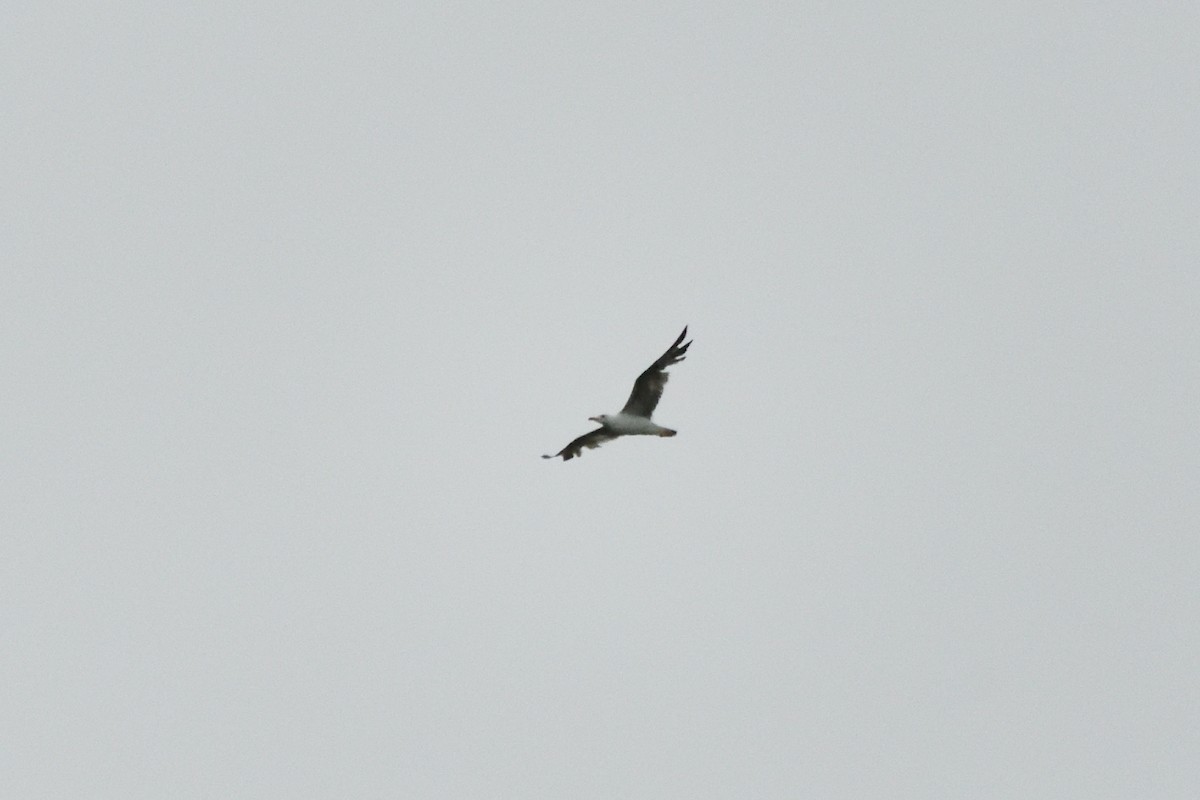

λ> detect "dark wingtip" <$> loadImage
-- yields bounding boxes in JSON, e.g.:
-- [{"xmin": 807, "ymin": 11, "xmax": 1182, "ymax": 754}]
[
  {"xmin": 541, "ymin": 454, "xmax": 554, "ymax": 459},
  {"xmin": 676, "ymin": 326, "xmax": 692, "ymax": 355},
  {"xmin": 670, "ymin": 325, "xmax": 690, "ymax": 352}
]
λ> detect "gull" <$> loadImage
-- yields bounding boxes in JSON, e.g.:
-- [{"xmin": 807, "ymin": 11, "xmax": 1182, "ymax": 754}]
[{"xmin": 543, "ymin": 327, "xmax": 692, "ymax": 461}]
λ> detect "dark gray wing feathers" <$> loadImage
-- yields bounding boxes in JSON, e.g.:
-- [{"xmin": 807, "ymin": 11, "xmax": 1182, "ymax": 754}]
[
  {"xmin": 541, "ymin": 427, "xmax": 617, "ymax": 461},
  {"xmin": 619, "ymin": 326, "xmax": 691, "ymax": 418}
]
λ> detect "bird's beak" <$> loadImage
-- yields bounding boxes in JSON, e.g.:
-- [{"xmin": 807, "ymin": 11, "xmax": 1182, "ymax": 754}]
[{"xmin": 587, "ymin": 416, "xmax": 600, "ymax": 423}]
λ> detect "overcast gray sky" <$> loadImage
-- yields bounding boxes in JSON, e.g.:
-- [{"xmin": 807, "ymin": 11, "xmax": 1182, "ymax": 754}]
[{"xmin": 4, "ymin": 2, "xmax": 1198, "ymax": 797}]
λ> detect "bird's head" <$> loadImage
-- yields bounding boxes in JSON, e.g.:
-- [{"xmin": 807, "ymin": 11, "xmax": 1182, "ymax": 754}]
[{"xmin": 589, "ymin": 414, "xmax": 610, "ymax": 426}]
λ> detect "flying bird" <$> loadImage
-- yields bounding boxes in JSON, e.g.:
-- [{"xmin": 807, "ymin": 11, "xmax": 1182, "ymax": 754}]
[{"xmin": 542, "ymin": 326, "xmax": 692, "ymax": 461}]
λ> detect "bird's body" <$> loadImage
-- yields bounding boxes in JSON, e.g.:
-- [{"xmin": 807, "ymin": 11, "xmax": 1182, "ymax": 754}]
[
  {"xmin": 592, "ymin": 412, "xmax": 676, "ymax": 437},
  {"xmin": 542, "ymin": 327, "xmax": 692, "ymax": 461}
]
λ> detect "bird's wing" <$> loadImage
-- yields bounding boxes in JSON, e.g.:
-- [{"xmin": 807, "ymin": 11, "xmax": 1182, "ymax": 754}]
[
  {"xmin": 542, "ymin": 427, "xmax": 619, "ymax": 461},
  {"xmin": 619, "ymin": 326, "xmax": 691, "ymax": 418}
]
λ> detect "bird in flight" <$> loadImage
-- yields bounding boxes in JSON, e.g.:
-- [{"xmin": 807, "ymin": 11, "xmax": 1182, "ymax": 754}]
[{"xmin": 542, "ymin": 326, "xmax": 692, "ymax": 461}]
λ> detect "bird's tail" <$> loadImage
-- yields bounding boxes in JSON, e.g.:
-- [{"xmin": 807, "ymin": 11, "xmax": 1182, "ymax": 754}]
[{"xmin": 657, "ymin": 428, "xmax": 677, "ymax": 437}]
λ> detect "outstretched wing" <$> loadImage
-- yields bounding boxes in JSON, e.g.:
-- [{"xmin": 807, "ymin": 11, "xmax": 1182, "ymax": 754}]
[
  {"xmin": 620, "ymin": 326, "xmax": 691, "ymax": 418},
  {"xmin": 542, "ymin": 427, "xmax": 619, "ymax": 461}
]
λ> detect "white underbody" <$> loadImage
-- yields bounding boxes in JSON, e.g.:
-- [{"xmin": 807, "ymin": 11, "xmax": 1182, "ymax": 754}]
[{"xmin": 598, "ymin": 413, "xmax": 672, "ymax": 435}]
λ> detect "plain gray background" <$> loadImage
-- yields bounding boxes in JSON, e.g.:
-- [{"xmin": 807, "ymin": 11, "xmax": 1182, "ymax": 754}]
[{"xmin": 4, "ymin": 2, "xmax": 1197, "ymax": 797}]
